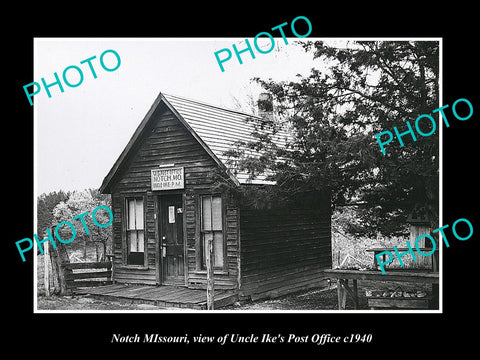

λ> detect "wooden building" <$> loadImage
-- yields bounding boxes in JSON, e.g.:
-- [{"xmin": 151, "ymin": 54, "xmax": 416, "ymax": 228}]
[{"xmin": 99, "ymin": 92, "xmax": 332, "ymax": 301}]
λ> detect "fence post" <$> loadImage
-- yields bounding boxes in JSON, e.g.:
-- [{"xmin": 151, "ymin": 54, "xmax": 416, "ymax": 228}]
[
  {"xmin": 50, "ymin": 227, "xmax": 72, "ymax": 295},
  {"xmin": 44, "ymin": 239, "xmax": 51, "ymax": 296},
  {"xmin": 206, "ymin": 237, "xmax": 215, "ymax": 310}
]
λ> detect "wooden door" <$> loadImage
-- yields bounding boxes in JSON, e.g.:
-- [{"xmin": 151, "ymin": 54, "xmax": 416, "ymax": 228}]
[{"xmin": 159, "ymin": 195, "xmax": 185, "ymax": 285}]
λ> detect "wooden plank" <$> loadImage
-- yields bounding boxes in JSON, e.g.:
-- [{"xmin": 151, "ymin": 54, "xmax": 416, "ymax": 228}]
[
  {"xmin": 324, "ymin": 269, "xmax": 439, "ymax": 284},
  {"xmin": 76, "ymin": 284, "xmax": 236, "ymax": 309},
  {"xmin": 109, "ymin": 273, "xmax": 156, "ymax": 282},
  {"xmin": 115, "ymin": 279, "xmax": 158, "ymax": 286},
  {"xmin": 172, "ymin": 289, "xmax": 205, "ymax": 303},
  {"xmin": 130, "ymin": 287, "xmax": 188, "ymax": 302},
  {"xmin": 242, "ymin": 247, "xmax": 331, "ymax": 264},
  {"xmin": 76, "ymin": 284, "xmax": 128, "ymax": 295},
  {"xmin": 187, "ymin": 274, "xmax": 236, "ymax": 286},
  {"xmin": 114, "ymin": 269, "xmax": 157, "ymax": 280},
  {"xmin": 243, "ymin": 276, "xmax": 326, "ymax": 297},
  {"xmin": 63, "ymin": 262, "xmax": 112, "ymax": 270},
  {"xmin": 128, "ymin": 287, "xmax": 172, "ymax": 298},
  {"xmin": 145, "ymin": 286, "xmax": 188, "ymax": 298},
  {"xmin": 68, "ymin": 280, "xmax": 113, "ymax": 288},
  {"xmin": 242, "ymin": 254, "xmax": 331, "ymax": 274},
  {"xmin": 244, "ymin": 265, "xmax": 327, "ymax": 287},
  {"xmin": 339, "ymin": 279, "xmax": 357, "ymax": 309},
  {"xmin": 352, "ymin": 279, "xmax": 358, "ymax": 309},
  {"xmin": 241, "ymin": 239, "xmax": 331, "ymax": 256},
  {"xmin": 194, "ymin": 194, "xmax": 202, "ymax": 271},
  {"xmin": 114, "ymin": 275, "xmax": 157, "ymax": 284},
  {"xmin": 183, "ymin": 193, "xmax": 189, "ymax": 286},
  {"xmin": 151, "ymin": 285, "xmax": 189, "ymax": 296},
  {"xmin": 145, "ymin": 288, "xmax": 194, "ymax": 302},
  {"xmin": 176, "ymin": 290, "xmax": 207, "ymax": 303},
  {"xmin": 241, "ymin": 257, "xmax": 330, "ymax": 272},
  {"xmin": 106, "ymin": 286, "xmax": 161, "ymax": 298},
  {"xmin": 188, "ymin": 283, "xmax": 236, "ymax": 291},
  {"xmin": 243, "ymin": 227, "xmax": 330, "ymax": 238},
  {"xmin": 106, "ymin": 285, "xmax": 154, "ymax": 296},
  {"xmin": 65, "ymin": 271, "xmax": 112, "ymax": 280},
  {"xmin": 153, "ymin": 194, "xmax": 161, "ymax": 285},
  {"xmin": 241, "ymin": 216, "xmax": 321, "ymax": 227}
]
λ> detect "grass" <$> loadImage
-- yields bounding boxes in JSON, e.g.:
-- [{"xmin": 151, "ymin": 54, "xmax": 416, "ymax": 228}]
[
  {"xmin": 36, "ymin": 217, "xmax": 434, "ymax": 311},
  {"xmin": 37, "ymin": 294, "xmax": 166, "ymax": 311},
  {"xmin": 36, "ymin": 278, "xmax": 435, "ymax": 311},
  {"xmin": 227, "ymin": 280, "xmax": 433, "ymax": 311},
  {"xmin": 36, "ymin": 286, "xmax": 343, "ymax": 311}
]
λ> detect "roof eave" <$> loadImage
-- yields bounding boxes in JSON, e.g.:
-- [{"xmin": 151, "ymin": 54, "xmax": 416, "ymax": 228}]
[
  {"xmin": 99, "ymin": 92, "xmax": 240, "ymax": 194},
  {"xmin": 99, "ymin": 92, "xmax": 167, "ymax": 193},
  {"xmin": 160, "ymin": 93, "xmax": 240, "ymax": 186}
]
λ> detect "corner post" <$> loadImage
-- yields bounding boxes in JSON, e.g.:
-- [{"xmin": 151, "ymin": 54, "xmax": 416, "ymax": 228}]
[{"xmin": 206, "ymin": 237, "xmax": 215, "ymax": 310}]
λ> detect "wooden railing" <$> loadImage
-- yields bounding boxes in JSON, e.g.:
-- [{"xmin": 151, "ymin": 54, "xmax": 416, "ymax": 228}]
[{"xmin": 63, "ymin": 261, "xmax": 113, "ymax": 289}]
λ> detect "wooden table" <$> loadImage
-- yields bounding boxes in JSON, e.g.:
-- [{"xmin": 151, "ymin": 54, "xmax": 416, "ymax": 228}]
[{"xmin": 324, "ymin": 269, "xmax": 439, "ymax": 310}]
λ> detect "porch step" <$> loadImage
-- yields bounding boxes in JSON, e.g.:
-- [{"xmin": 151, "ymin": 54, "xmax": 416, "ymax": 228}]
[{"xmin": 74, "ymin": 284, "xmax": 237, "ymax": 310}]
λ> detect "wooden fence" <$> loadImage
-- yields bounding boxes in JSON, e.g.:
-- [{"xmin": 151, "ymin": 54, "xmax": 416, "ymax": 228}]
[{"xmin": 63, "ymin": 261, "xmax": 113, "ymax": 290}]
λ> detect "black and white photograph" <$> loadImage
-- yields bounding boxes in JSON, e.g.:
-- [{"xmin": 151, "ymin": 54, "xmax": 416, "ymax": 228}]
[
  {"xmin": 33, "ymin": 37, "xmax": 442, "ymax": 313},
  {"xmin": 6, "ymin": 6, "xmax": 478, "ymax": 355}
]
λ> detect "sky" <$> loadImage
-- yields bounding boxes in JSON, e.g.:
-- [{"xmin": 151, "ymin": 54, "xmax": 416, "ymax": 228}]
[{"xmin": 34, "ymin": 37, "xmax": 325, "ymax": 195}]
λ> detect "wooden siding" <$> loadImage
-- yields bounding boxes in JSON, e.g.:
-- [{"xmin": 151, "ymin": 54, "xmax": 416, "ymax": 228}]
[
  {"xmin": 239, "ymin": 206, "xmax": 332, "ymax": 300},
  {"xmin": 109, "ymin": 104, "xmax": 239, "ymax": 288},
  {"xmin": 64, "ymin": 261, "xmax": 113, "ymax": 289},
  {"xmin": 186, "ymin": 203, "xmax": 239, "ymax": 290},
  {"xmin": 102, "ymin": 93, "xmax": 333, "ymax": 301},
  {"xmin": 100, "ymin": 93, "xmax": 291, "ymax": 191},
  {"xmin": 111, "ymin": 192, "xmax": 157, "ymax": 285}
]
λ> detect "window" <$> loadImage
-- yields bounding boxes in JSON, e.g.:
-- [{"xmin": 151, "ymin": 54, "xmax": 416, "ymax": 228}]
[
  {"xmin": 126, "ymin": 198, "xmax": 144, "ymax": 265},
  {"xmin": 201, "ymin": 195, "xmax": 224, "ymax": 269}
]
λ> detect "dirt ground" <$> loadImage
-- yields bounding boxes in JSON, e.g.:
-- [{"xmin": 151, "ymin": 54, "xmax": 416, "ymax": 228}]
[
  {"xmin": 36, "ymin": 287, "xmax": 343, "ymax": 311},
  {"xmin": 36, "ymin": 280, "xmax": 433, "ymax": 311},
  {"xmin": 37, "ymin": 294, "xmax": 168, "ymax": 311},
  {"xmin": 226, "ymin": 280, "xmax": 430, "ymax": 310},
  {"xmin": 225, "ymin": 287, "xmax": 348, "ymax": 310}
]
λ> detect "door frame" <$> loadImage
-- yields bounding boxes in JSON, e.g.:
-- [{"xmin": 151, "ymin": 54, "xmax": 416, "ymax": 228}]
[{"xmin": 154, "ymin": 192, "xmax": 187, "ymax": 286}]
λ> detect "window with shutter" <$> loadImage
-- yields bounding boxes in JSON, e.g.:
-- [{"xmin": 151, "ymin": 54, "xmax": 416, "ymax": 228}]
[
  {"xmin": 126, "ymin": 198, "xmax": 145, "ymax": 265},
  {"xmin": 201, "ymin": 195, "xmax": 224, "ymax": 269}
]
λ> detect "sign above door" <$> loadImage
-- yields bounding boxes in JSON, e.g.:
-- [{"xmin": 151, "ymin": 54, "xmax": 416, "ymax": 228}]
[{"xmin": 151, "ymin": 167, "xmax": 184, "ymax": 191}]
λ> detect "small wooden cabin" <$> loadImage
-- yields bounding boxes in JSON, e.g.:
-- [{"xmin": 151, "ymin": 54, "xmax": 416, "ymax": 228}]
[{"xmin": 99, "ymin": 92, "xmax": 332, "ymax": 301}]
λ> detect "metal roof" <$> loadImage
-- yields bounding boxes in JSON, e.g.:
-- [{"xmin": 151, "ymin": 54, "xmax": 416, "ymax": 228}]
[{"xmin": 100, "ymin": 92, "xmax": 290, "ymax": 193}]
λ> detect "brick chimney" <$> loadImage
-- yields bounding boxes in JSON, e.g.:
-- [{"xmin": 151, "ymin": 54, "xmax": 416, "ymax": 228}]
[{"xmin": 257, "ymin": 92, "xmax": 273, "ymax": 121}]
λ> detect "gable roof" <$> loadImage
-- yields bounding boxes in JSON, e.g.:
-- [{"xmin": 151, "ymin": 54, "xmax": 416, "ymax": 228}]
[{"xmin": 100, "ymin": 92, "xmax": 289, "ymax": 193}]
